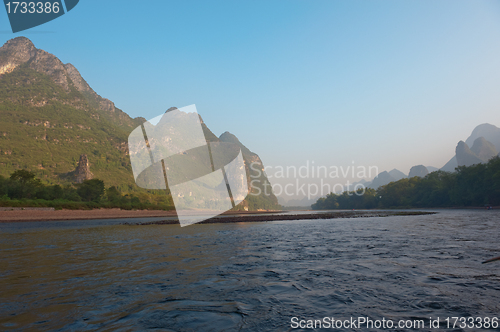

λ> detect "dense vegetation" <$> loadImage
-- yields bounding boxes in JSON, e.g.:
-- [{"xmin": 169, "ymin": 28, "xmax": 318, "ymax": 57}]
[
  {"xmin": 0, "ymin": 64, "xmax": 280, "ymax": 211},
  {"xmin": 0, "ymin": 170, "xmax": 279, "ymax": 211},
  {"xmin": 312, "ymin": 157, "xmax": 500, "ymax": 210},
  {"xmin": 0, "ymin": 65, "xmax": 137, "ymax": 190},
  {"xmin": 0, "ymin": 170, "xmax": 175, "ymax": 210}
]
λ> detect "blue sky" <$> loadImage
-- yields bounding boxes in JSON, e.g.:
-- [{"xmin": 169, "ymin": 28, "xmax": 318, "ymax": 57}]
[{"xmin": 1, "ymin": 0, "xmax": 500, "ymax": 194}]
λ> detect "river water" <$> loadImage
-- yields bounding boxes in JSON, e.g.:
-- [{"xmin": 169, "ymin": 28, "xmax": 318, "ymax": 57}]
[{"xmin": 0, "ymin": 210, "xmax": 499, "ymax": 331}]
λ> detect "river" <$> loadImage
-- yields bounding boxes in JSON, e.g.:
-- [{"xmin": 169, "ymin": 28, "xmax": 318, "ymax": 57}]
[{"xmin": 1, "ymin": 210, "xmax": 499, "ymax": 331}]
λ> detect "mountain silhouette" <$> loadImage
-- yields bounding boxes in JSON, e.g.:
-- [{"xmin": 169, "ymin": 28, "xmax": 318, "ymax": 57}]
[{"xmin": 441, "ymin": 123, "xmax": 500, "ymax": 171}]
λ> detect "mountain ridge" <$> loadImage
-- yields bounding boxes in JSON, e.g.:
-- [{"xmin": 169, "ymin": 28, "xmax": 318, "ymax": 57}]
[
  {"xmin": 0, "ymin": 37, "xmax": 279, "ymax": 210},
  {"xmin": 441, "ymin": 123, "xmax": 500, "ymax": 171},
  {"xmin": 0, "ymin": 37, "xmax": 145, "ymax": 133}
]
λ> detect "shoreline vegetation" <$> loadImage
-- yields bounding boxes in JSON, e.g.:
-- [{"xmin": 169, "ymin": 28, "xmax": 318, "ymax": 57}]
[
  {"xmin": 313, "ymin": 157, "xmax": 500, "ymax": 210},
  {"xmin": 0, "ymin": 170, "xmax": 176, "ymax": 211},
  {"xmin": 3, "ymin": 156, "xmax": 499, "ymax": 221},
  {"xmin": 0, "ymin": 170, "xmax": 279, "ymax": 212}
]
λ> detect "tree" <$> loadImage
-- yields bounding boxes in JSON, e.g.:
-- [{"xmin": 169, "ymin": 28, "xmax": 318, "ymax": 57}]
[
  {"xmin": 10, "ymin": 169, "xmax": 41, "ymax": 186},
  {"xmin": 106, "ymin": 186, "xmax": 122, "ymax": 203},
  {"xmin": 77, "ymin": 179, "xmax": 105, "ymax": 202},
  {"xmin": 8, "ymin": 169, "xmax": 42, "ymax": 199}
]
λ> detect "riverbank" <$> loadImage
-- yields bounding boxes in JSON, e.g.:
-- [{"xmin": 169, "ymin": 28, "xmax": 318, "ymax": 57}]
[
  {"xmin": 127, "ymin": 210, "xmax": 437, "ymax": 225},
  {"xmin": 0, "ymin": 209, "xmax": 435, "ymax": 224},
  {"xmin": 0, "ymin": 208, "xmax": 282, "ymax": 223}
]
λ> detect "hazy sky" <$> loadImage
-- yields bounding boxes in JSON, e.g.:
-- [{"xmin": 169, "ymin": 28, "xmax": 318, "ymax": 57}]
[{"xmin": 1, "ymin": 0, "xmax": 500, "ymax": 196}]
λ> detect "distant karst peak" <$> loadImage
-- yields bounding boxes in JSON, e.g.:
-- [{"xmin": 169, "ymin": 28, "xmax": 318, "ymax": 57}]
[{"xmin": 408, "ymin": 165, "xmax": 428, "ymax": 178}]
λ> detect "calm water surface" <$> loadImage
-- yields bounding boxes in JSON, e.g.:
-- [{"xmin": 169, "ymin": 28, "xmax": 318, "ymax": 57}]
[{"xmin": 0, "ymin": 210, "xmax": 499, "ymax": 331}]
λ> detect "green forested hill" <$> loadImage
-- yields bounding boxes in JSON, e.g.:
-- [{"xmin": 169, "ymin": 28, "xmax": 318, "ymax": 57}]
[
  {"xmin": 0, "ymin": 37, "xmax": 279, "ymax": 210},
  {"xmin": 0, "ymin": 61, "xmax": 136, "ymax": 191}
]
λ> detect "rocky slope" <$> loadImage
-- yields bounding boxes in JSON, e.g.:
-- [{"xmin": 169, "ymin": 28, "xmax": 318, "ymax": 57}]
[
  {"xmin": 219, "ymin": 131, "xmax": 279, "ymax": 208},
  {"xmin": 0, "ymin": 37, "xmax": 143, "ymax": 132}
]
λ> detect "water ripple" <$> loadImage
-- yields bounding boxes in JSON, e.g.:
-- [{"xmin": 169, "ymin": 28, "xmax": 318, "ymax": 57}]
[{"xmin": 0, "ymin": 210, "xmax": 499, "ymax": 331}]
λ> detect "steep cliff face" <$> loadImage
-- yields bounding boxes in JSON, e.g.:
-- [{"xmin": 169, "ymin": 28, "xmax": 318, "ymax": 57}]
[
  {"xmin": 0, "ymin": 37, "xmax": 71, "ymax": 90},
  {"xmin": 219, "ymin": 131, "xmax": 279, "ymax": 208},
  {"xmin": 74, "ymin": 154, "xmax": 93, "ymax": 183},
  {"xmin": 0, "ymin": 37, "xmax": 38, "ymax": 75}
]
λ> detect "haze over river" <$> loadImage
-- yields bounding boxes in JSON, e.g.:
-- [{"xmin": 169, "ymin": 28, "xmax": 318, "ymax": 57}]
[{"xmin": 1, "ymin": 210, "xmax": 499, "ymax": 331}]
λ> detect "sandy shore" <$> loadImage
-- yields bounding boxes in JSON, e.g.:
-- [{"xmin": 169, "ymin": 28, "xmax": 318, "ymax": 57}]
[
  {"xmin": 0, "ymin": 208, "xmax": 179, "ymax": 222},
  {"xmin": 130, "ymin": 211, "xmax": 437, "ymax": 225},
  {"xmin": 0, "ymin": 208, "xmax": 283, "ymax": 223},
  {"xmin": 0, "ymin": 208, "xmax": 436, "ymax": 224}
]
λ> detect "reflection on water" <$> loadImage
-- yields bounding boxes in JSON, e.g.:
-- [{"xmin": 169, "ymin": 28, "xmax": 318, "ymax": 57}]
[{"xmin": 1, "ymin": 210, "xmax": 500, "ymax": 331}]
